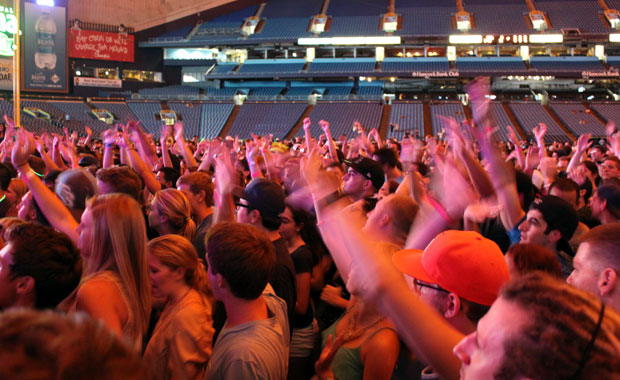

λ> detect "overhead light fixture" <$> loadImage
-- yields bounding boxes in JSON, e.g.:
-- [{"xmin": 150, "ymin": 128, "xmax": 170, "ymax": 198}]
[
  {"xmin": 529, "ymin": 34, "xmax": 563, "ymax": 43},
  {"xmin": 448, "ymin": 35, "xmax": 483, "ymax": 44},
  {"xmin": 297, "ymin": 36, "xmax": 401, "ymax": 45}
]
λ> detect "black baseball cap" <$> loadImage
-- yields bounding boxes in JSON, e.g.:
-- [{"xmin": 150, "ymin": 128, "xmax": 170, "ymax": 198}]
[
  {"xmin": 343, "ymin": 156, "xmax": 385, "ymax": 191},
  {"xmin": 233, "ymin": 178, "xmax": 285, "ymax": 221}
]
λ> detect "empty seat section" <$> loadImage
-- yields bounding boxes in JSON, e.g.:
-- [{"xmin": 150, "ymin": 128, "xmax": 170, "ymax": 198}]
[
  {"xmin": 139, "ymin": 86, "xmax": 199, "ymax": 99},
  {"xmin": 193, "ymin": 5, "xmax": 257, "ymax": 36},
  {"xmin": 201, "ymin": 103, "xmax": 234, "ymax": 138},
  {"xmin": 228, "ymin": 102, "xmax": 307, "ymax": 139},
  {"xmin": 395, "ymin": 0, "xmax": 455, "ymax": 37},
  {"xmin": 323, "ymin": 86, "xmax": 353, "ymax": 100},
  {"xmin": 297, "ymin": 102, "xmax": 383, "ymax": 138},
  {"xmin": 530, "ymin": 57, "xmax": 605, "ymax": 73},
  {"xmin": 51, "ymin": 101, "xmax": 109, "ymax": 134},
  {"xmin": 430, "ymin": 102, "xmax": 467, "ymax": 135},
  {"xmin": 309, "ymin": 59, "xmax": 375, "ymax": 74},
  {"xmin": 168, "ymin": 102, "xmax": 202, "ymax": 138},
  {"xmin": 388, "ymin": 102, "xmax": 424, "ymax": 139},
  {"xmin": 92, "ymin": 102, "xmax": 138, "ymax": 123},
  {"xmin": 465, "ymin": 0, "xmax": 530, "ymax": 34},
  {"xmin": 248, "ymin": 87, "xmax": 285, "ymax": 99},
  {"xmin": 237, "ymin": 60, "xmax": 305, "ymax": 75},
  {"xmin": 487, "ymin": 102, "xmax": 516, "ymax": 142},
  {"xmin": 127, "ymin": 101, "xmax": 163, "ymax": 134},
  {"xmin": 285, "ymin": 87, "xmax": 315, "ymax": 99},
  {"xmin": 534, "ymin": 0, "xmax": 608, "ymax": 34},
  {"xmin": 22, "ymin": 100, "xmax": 82, "ymax": 133},
  {"xmin": 509, "ymin": 102, "xmax": 570, "ymax": 142},
  {"xmin": 456, "ymin": 57, "xmax": 528, "ymax": 75},
  {"xmin": 321, "ymin": 16, "xmax": 380, "ymax": 36},
  {"xmin": 357, "ymin": 86, "xmax": 383, "ymax": 99},
  {"xmin": 382, "ymin": 58, "xmax": 450, "ymax": 73},
  {"xmin": 204, "ymin": 88, "xmax": 239, "ymax": 100},
  {"xmin": 550, "ymin": 102, "xmax": 606, "ymax": 137},
  {"xmin": 589, "ymin": 102, "xmax": 620, "ymax": 130},
  {"xmin": 251, "ymin": 0, "xmax": 319, "ymax": 40},
  {"xmin": 262, "ymin": 0, "xmax": 321, "ymax": 18},
  {"xmin": 209, "ymin": 63, "xmax": 238, "ymax": 75}
]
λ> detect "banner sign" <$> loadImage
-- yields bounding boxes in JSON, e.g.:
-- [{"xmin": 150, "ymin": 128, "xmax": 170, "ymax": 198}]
[
  {"xmin": 23, "ymin": 3, "xmax": 67, "ymax": 92},
  {"xmin": 582, "ymin": 70, "xmax": 620, "ymax": 79},
  {"xmin": 0, "ymin": 58, "xmax": 12, "ymax": 90},
  {"xmin": 411, "ymin": 71, "xmax": 460, "ymax": 78},
  {"xmin": 68, "ymin": 29, "xmax": 134, "ymax": 62},
  {"xmin": 0, "ymin": 4, "xmax": 17, "ymax": 56},
  {"xmin": 73, "ymin": 76, "xmax": 122, "ymax": 88}
]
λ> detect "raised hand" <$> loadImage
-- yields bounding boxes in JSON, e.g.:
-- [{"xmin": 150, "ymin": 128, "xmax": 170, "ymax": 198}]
[
  {"xmin": 525, "ymin": 145, "xmax": 541, "ymax": 172},
  {"xmin": 103, "ymin": 128, "xmax": 118, "ymax": 146},
  {"xmin": 303, "ymin": 117, "xmax": 311, "ymax": 131},
  {"xmin": 85, "ymin": 126, "xmax": 92, "ymax": 137},
  {"xmin": 160, "ymin": 124, "xmax": 172, "ymax": 143},
  {"xmin": 12, "ymin": 128, "xmax": 35, "ymax": 169},
  {"xmin": 606, "ymin": 120, "xmax": 617, "ymax": 136},
  {"xmin": 173, "ymin": 121, "xmax": 185, "ymax": 141},
  {"xmin": 320, "ymin": 120, "xmax": 330, "ymax": 133},
  {"xmin": 576, "ymin": 133, "xmax": 592, "ymax": 153},
  {"xmin": 533, "ymin": 123, "xmax": 547, "ymax": 145}
]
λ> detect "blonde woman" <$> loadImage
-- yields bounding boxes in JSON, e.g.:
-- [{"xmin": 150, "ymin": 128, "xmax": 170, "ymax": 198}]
[
  {"xmin": 149, "ymin": 189, "xmax": 196, "ymax": 241},
  {"xmin": 12, "ymin": 130, "xmax": 151, "ymax": 349},
  {"xmin": 6, "ymin": 178, "xmax": 28, "ymax": 217},
  {"xmin": 144, "ymin": 235, "xmax": 214, "ymax": 380}
]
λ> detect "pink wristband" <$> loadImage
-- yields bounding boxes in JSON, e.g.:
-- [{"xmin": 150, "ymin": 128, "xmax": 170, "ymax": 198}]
[{"xmin": 427, "ymin": 196, "xmax": 456, "ymax": 225}]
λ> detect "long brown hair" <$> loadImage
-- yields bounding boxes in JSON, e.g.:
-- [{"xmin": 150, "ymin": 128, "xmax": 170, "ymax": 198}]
[{"xmin": 85, "ymin": 194, "xmax": 151, "ymax": 339}]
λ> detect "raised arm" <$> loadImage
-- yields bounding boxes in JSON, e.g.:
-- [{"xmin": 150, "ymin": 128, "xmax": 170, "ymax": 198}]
[
  {"xmin": 173, "ymin": 121, "xmax": 198, "ymax": 171},
  {"xmin": 12, "ymin": 129, "xmax": 79, "ymax": 243},
  {"xmin": 320, "ymin": 120, "xmax": 339, "ymax": 163}
]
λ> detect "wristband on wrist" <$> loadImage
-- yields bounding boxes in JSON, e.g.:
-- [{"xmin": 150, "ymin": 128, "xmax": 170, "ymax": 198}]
[
  {"xmin": 316, "ymin": 189, "xmax": 344, "ymax": 209},
  {"xmin": 104, "ymin": 143, "xmax": 115, "ymax": 149},
  {"xmin": 427, "ymin": 195, "xmax": 456, "ymax": 225}
]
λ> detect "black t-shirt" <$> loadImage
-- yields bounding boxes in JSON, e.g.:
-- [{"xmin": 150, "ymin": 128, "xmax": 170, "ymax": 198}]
[
  {"xmin": 290, "ymin": 244, "xmax": 314, "ymax": 328},
  {"xmin": 271, "ymin": 237, "xmax": 298, "ymax": 330},
  {"xmin": 192, "ymin": 213, "xmax": 213, "ymax": 262}
]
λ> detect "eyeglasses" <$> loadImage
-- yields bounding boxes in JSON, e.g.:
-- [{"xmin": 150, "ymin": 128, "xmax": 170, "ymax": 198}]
[
  {"xmin": 413, "ymin": 278, "xmax": 449, "ymax": 295},
  {"xmin": 235, "ymin": 202, "xmax": 250, "ymax": 210}
]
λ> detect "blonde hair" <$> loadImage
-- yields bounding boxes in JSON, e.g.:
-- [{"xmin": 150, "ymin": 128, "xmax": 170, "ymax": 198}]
[
  {"xmin": 8, "ymin": 178, "xmax": 28, "ymax": 205},
  {"xmin": 151, "ymin": 189, "xmax": 196, "ymax": 241},
  {"xmin": 85, "ymin": 194, "xmax": 151, "ymax": 338},
  {"xmin": 148, "ymin": 235, "xmax": 212, "ymax": 300}
]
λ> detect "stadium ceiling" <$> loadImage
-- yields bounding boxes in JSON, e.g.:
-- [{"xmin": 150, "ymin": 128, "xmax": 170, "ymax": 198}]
[{"xmin": 68, "ymin": 0, "xmax": 262, "ymax": 32}]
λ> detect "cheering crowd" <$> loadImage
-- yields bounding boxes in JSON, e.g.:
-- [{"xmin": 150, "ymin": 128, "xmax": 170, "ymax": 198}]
[{"xmin": 0, "ymin": 77, "xmax": 619, "ymax": 380}]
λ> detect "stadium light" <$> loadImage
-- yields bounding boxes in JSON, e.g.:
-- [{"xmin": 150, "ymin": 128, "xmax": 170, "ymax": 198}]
[
  {"xmin": 448, "ymin": 35, "xmax": 483, "ymax": 44},
  {"xmin": 610, "ymin": 34, "xmax": 620, "ymax": 42},
  {"xmin": 297, "ymin": 36, "xmax": 401, "ymax": 45},
  {"xmin": 529, "ymin": 34, "xmax": 563, "ymax": 43},
  {"xmin": 36, "ymin": 0, "xmax": 55, "ymax": 5}
]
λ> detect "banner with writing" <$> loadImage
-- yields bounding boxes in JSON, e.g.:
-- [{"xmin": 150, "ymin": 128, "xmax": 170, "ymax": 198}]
[
  {"xmin": 23, "ymin": 3, "xmax": 68, "ymax": 92},
  {"xmin": 0, "ymin": 58, "xmax": 12, "ymax": 90},
  {"xmin": 68, "ymin": 29, "xmax": 134, "ymax": 62},
  {"xmin": 74, "ymin": 77, "xmax": 122, "ymax": 88}
]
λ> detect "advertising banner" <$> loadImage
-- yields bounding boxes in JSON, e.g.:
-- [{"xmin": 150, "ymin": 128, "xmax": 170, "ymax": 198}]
[
  {"xmin": 74, "ymin": 76, "xmax": 122, "ymax": 88},
  {"xmin": 68, "ymin": 29, "xmax": 134, "ymax": 62},
  {"xmin": 0, "ymin": 58, "xmax": 12, "ymax": 90},
  {"xmin": 23, "ymin": 3, "xmax": 67, "ymax": 92}
]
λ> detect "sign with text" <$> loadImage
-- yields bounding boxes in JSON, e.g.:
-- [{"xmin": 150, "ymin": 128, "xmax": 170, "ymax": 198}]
[
  {"xmin": 23, "ymin": 3, "xmax": 67, "ymax": 92},
  {"xmin": 68, "ymin": 29, "xmax": 134, "ymax": 62},
  {"xmin": 74, "ymin": 76, "xmax": 122, "ymax": 88},
  {"xmin": 0, "ymin": 58, "xmax": 12, "ymax": 90}
]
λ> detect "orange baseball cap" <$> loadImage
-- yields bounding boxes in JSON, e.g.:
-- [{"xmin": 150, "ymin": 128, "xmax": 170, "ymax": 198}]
[{"xmin": 392, "ymin": 230, "xmax": 510, "ymax": 306}]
